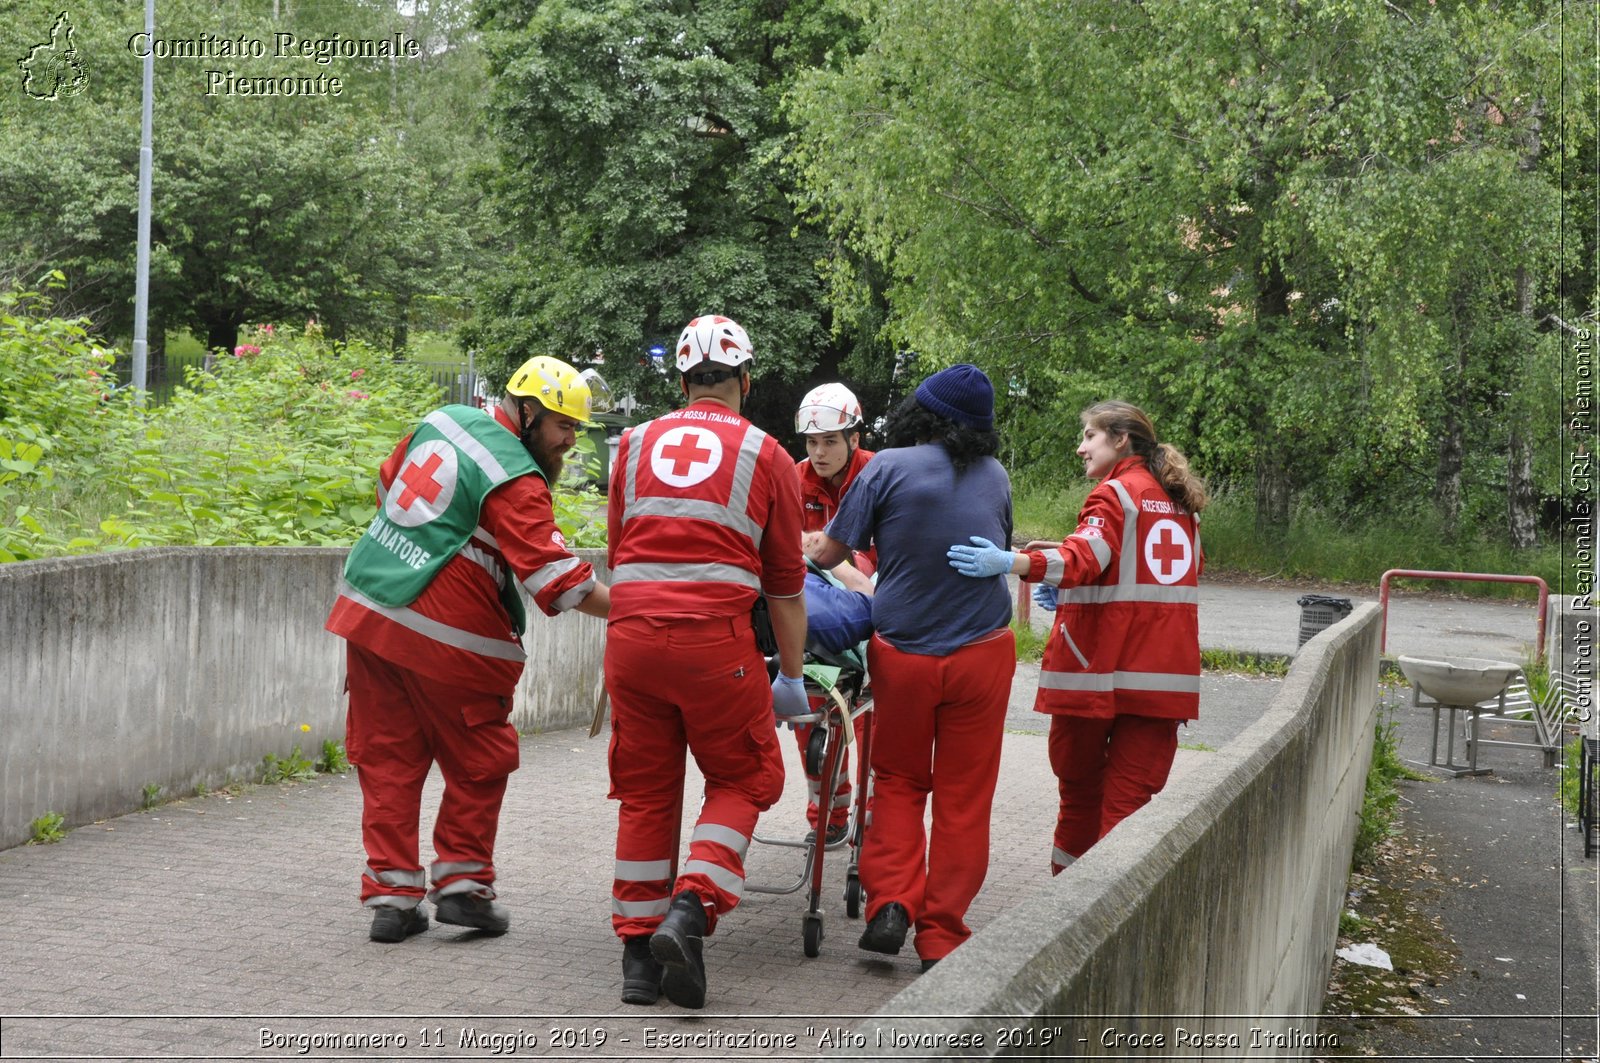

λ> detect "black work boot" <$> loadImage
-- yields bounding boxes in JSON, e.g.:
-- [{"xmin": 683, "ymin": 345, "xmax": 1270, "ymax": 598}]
[
  {"xmin": 368, "ymin": 903, "xmax": 429, "ymax": 943},
  {"xmin": 649, "ymin": 892, "xmax": 708, "ymax": 1009},
  {"xmin": 435, "ymin": 893, "xmax": 510, "ymax": 935},
  {"xmin": 858, "ymin": 901, "xmax": 909, "ymax": 955},
  {"xmin": 620, "ymin": 937, "xmax": 664, "ymax": 1005}
]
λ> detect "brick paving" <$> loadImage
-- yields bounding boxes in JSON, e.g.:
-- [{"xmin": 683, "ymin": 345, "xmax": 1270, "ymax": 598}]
[{"xmin": 0, "ymin": 713, "xmax": 1229, "ymax": 1060}]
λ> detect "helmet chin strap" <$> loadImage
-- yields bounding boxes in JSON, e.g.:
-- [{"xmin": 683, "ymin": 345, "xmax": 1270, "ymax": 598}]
[{"xmin": 516, "ymin": 399, "xmax": 542, "ymax": 456}]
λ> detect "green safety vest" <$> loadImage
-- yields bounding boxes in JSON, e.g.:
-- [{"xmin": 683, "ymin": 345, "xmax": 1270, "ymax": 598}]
[{"xmin": 342, "ymin": 405, "xmax": 545, "ymax": 633}]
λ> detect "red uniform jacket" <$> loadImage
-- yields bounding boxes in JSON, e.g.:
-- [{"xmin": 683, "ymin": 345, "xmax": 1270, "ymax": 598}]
[
  {"xmin": 326, "ymin": 405, "xmax": 597, "ymax": 696},
  {"xmin": 796, "ymin": 447, "xmax": 874, "ymax": 532},
  {"xmin": 797, "ymin": 446, "xmax": 876, "ymax": 574},
  {"xmin": 1024, "ymin": 456, "xmax": 1202, "ymax": 720},
  {"xmin": 608, "ymin": 399, "xmax": 805, "ymax": 618}
]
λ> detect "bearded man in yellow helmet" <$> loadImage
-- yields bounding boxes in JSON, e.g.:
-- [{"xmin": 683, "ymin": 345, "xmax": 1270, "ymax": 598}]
[{"xmin": 327, "ymin": 355, "xmax": 612, "ymax": 943}]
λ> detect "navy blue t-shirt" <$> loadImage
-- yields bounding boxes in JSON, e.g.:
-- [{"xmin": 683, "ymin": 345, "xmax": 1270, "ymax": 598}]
[{"xmin": 825, "ymin": 443, "xmax": 1013, "ymax": 656}]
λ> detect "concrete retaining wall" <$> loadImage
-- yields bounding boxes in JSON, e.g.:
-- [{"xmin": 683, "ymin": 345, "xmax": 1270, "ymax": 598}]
[
  {"xmin": 842, "ymin": 604, "xmax": 1383, "ymax": 1059},
  {"xmin": 0, "ymin": 547, "xmax": 608, "ymax": 851}
]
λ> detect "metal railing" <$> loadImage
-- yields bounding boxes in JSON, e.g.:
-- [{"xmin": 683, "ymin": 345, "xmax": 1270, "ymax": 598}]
[
  {"xmin": 113, "ymin": 350, "xmax": 208, "ymax": 406},
  {"xmin": 412, "ymin": 352, "xmax": 483, "ymax": 407},
  {"xmin": 1379, "ymin": 568, "xmax": 1550, "ymax": 665}
]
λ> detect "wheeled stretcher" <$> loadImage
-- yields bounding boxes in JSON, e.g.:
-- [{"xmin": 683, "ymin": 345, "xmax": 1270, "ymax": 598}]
[{"xmin": 748, "ymin": 643, "xmax": 874, "ymax": 956}]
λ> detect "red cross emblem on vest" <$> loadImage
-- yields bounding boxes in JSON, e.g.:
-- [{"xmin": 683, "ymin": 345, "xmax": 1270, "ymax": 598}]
[
  {"xmin": 1142, "ymin": 518, "xmax": 1192, "ymax": 585},
  {"xmin": 396, "ymin": 453, "xmax": 447, "ymax": 510},
  {"xmin": 385, "ymin": 440, "xmax": 459, "ymax": 528},
  {"xmin": 650, "ymin": 425, "xmax": 723, "ymax": 488}
]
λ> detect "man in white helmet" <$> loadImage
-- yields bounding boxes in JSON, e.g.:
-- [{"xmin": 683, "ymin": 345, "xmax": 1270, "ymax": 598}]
[
  {"xmin": 795, "ymin": 382, "xmax": 876, "ymax": 568},
  {"xmin": 792, "ymin": 382, "xmax": 877, "ymax": 843},
  {"xmin": 604, "ymin": 314, "xmax": 809, "ymax": 1009},
  {"xmin": 327, "ymin": 355, "xmax": 612, "ymax": 944}
]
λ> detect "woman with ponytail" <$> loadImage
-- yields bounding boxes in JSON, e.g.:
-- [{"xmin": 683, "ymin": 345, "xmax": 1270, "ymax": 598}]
[{"xmin": 947, "ymin": 401, "xmax": 1208, "ymax": 871}]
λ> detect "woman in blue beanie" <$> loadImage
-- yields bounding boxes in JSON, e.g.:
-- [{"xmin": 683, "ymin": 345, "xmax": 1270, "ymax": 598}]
[{"xmin": 806, "ymin": 363, "xmax": 1016, "ymax": 973}]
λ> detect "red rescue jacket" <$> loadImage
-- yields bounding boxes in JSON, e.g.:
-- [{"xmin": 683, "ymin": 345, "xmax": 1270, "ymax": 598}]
[
  {"xmin": 1025, "ymin": 456, "xmax": 1202, "ymax": 720},
  {"xmin": 607, "ymin": 398, "xmax": 805, "ymax": 619},
  {"xmin": 797, "ymin": 446, "xmax": 877, "ymax": 575}
]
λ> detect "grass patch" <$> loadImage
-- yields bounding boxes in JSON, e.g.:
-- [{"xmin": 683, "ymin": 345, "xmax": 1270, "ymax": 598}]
[
  {"xmin": 1320, "ymin": 852, "xmax": 1458, "ymax": 1045},
  {"xmin": 1013, "ymin": 480, "xmax": 1089, "ymax": 545},
  {"xmin": 1012, "ymin": 477, "xmax": 1566, "ymax": 596},
  {"xmin": 404, "ymin": 330, "xmax": 462, "ymax": 361},
  {"xmin": 1011, "ymin": 617, "xmax": 1048, "ymax": 662},
  {"xmin": 27, "ymin": 811, "xmax": 66, "ymax": 844},
  {"xmin": 1354, "ymin": 715, "xmax": 1430, "ymax": 870},
  {"xmin": 1560, "ymin": 736, "xmax": 1584, "ymax": 817},
  {"xmin": 1200, "ymin": 648, "xmax": 1290, "ymax": 677},
  {"xmin": 1197, "ymin": 485, "xmax": 1564, "ymax": 596},
  {"xmin": 166, "ymin": 329, "xmax": 208, "ymax": 358}
]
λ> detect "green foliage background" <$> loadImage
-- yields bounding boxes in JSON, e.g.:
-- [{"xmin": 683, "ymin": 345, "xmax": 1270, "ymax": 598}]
[
  {"xmin": 0, "ymin": 285, "xmax": 604, "ymax": 561},
  {"xmin": 0, "ymin": 0, "xmax": 1592, "ymax": 580}
]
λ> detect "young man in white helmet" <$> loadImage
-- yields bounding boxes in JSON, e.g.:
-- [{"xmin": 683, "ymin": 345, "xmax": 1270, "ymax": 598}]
[
  {"xmin": 604, "ymin": 314, "xmax": 809, "ymax": 1009},
  {"xmin": 327, "ymin": 355, "xmax": 612, "ymax": 944},
  {"xmin": 795, "ymin": 382, "xmax": 875, "ymax": 569},
  {"xmin": 792, "ymin": 382, "xmax": 877, "ymax": 844}
]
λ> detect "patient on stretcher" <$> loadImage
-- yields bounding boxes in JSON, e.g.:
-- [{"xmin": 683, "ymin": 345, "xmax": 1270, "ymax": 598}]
[{"xmin": 804, "ymin": 554, "xmax": 874, "ymax": 657}]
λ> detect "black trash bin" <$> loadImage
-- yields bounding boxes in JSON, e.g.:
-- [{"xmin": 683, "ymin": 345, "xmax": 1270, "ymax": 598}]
[{"xmin": 1296, "ymin": 594, "xmax": 1354, "ymax": 649}]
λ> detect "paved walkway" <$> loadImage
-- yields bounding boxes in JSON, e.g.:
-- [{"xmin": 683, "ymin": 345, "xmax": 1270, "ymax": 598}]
[{"xmin": 0, "ymin": 582, "xmax": 1570, "ymax": 1061}]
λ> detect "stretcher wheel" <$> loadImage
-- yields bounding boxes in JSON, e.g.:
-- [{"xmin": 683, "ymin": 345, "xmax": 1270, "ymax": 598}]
[
  {"xmin": 844, "ymin": 874, "xmax": 862, "ymax": 919},
  {"xmin": 803, "ymin": 914, "xmax": 823, "ymax": 958},
  {"xmin": 804, "ymin": 726, "xmax": 828, "ymax": 776}
]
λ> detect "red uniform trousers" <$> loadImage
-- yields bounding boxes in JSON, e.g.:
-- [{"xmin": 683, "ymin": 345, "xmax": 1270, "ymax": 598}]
[
  {"xmin": 861, "ymin": 630, "xmax": 1015, "ymax": 962},
  {"xmin": 1047, "ymin": 713, "xmax": 1179, "ymax": 871},
  {"xmin": 344, "ymin": 644, "xmax": 520, "ymax": 907},
  {"xmin": 790, "ymin": 710, "xmax": 872, "ymax": 832},
  {"xmin": 605, "ymin": 614, "xmax": 786, "ymax": 940}
]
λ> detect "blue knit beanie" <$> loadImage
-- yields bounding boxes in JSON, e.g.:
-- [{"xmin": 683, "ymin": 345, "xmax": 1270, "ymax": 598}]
[{"xmin": 914, "ymin": 363, "xmax": 994, "ymax": 431}]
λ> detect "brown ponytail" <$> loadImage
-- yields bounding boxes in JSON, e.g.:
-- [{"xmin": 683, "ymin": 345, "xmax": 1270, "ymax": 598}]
[{"xmin": 1081, "ymin": 401, "xmax": 1210, "ymax": 515}]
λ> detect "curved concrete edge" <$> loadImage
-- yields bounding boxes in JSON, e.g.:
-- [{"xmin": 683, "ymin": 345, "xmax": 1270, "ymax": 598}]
[
  {"xmin": 841, "ymin": 604, "xmax": 1382, "ymax": 1060},
  {"xmin": 0, "ymin": 546, "xmax": 611, "ymax": 851}
]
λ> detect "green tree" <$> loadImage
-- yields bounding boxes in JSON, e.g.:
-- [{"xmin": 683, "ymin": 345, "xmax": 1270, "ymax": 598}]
[
  {"xmin": 469, "ymin": 0, "xmax": 876, "ymax": 432},
  {"xmin": 0, "ymin": 0, "xmax": 495, "ymax": 360},
  {"xmin": 790, "ymin": 0, "xmax": 1584, "ymax": 542}
]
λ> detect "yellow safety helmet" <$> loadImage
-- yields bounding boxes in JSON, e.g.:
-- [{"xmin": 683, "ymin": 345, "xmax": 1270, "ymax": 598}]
[{"xmin": 505, "ymin": 356, "xmax": 599, "ymax": 423}]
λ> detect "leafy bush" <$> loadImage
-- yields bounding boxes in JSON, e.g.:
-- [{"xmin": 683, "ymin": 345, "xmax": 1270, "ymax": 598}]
[
  {"xmin": 261, "ymin": 744, "xmax": 318, "ymax": 784},
  {"xmin": 317, "ymin": 739, "xmax": 350, "ymax": 774},
  {"xmin": 0, "ymin": 306, "xmax": 609, "ymax": 559},
  {"xmin": 27, "ymin": 811, "xmax": 66, "ymax": 844}
]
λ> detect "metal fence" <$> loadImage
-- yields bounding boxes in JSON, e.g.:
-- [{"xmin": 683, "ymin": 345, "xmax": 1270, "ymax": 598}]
[
  {"xmin": 112, "ymin": 350, "xmax": 209, "ymax": 406},
  {"xmin": 413, "ymin": 353, "xmax": 484, "ymax": 407}
]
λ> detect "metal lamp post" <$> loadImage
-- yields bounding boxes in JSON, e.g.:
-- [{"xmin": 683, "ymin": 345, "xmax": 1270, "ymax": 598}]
[{"xmin": 129, "ymin": 0, "xmax": 154, "ymax": 403}]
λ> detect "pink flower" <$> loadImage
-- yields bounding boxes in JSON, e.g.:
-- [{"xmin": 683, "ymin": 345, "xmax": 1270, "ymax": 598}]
[
  {"xmin": 349, "ymin": 368, "xmax": 366, "ymax": 381},
  {"xmin": 347, "ymin": 390, "xmax": 369, "ymax": 400},
  {"xmin": 261, "ymin": 324, "xmax": 275, "ymax": 335},
  {"xmin": 233, "ymin": 344, "xmax": 261, "ymax": 357}
]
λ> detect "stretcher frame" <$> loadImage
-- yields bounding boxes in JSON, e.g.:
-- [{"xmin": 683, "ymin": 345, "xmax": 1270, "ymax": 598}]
[{"xmin": 747, "ymin": 654, "xmax": 874, "ymax": 958}]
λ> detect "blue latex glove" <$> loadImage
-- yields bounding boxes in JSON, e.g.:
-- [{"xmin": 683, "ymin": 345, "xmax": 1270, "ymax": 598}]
[
  {"xmin": 1032, "ymin": 582, "xmax": 1059, "ymax": 612},
  {"xmin": 946, "ymin": 536, "xmax": 1016, "ymax": 579},
  {"xmin": 772, "ymin": 673, "xmax": 809, "ymax": 720}
]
